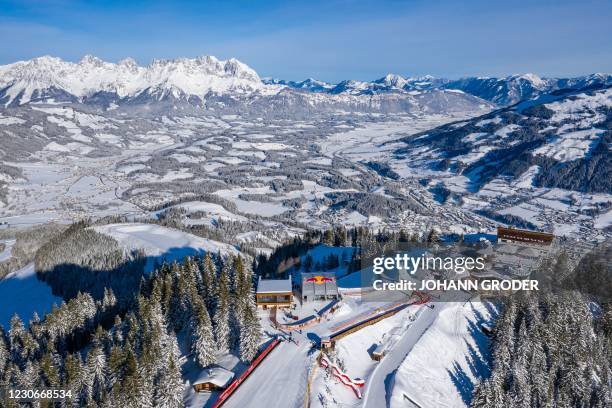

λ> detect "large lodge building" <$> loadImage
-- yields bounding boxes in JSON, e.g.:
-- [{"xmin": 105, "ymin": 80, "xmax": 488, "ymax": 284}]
[
  {"xmin": 471, "ymin": 226, "xmax": 555, "ymax": 285},
  {"xmin": 255, "ymin": 276, "xmax": 293, "ymax": 308},
  {"xmin": 497, "ymin": 226, "xmax": 554, "ymax": 246}
]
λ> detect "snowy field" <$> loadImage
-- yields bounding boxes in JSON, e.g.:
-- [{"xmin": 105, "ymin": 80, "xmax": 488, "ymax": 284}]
[{"xmin": 93, "ymin": 223, "xmax": 239, "ymax": 272}]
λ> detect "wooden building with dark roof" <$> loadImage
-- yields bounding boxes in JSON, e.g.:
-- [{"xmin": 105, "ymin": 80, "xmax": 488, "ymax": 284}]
[{"xmin": 497, "ymin": 227, "xmax": 554, "ymax": 246}]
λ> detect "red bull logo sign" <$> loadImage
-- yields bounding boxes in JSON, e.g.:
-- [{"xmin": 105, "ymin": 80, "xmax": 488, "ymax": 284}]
[{"xmin": 306, "ymin": 275, "xmax": 334, "ymax": 284}]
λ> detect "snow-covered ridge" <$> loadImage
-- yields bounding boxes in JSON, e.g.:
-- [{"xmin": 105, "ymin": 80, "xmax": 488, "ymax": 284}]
[{"xmin": 0, "ymin": 55, "xmax": 268, "ymax": 105}]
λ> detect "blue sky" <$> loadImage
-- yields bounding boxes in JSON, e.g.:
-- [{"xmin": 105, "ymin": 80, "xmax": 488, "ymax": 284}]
[{"xmin": 1, "ymin": 0, "xmax": 611, "ymax": 82}]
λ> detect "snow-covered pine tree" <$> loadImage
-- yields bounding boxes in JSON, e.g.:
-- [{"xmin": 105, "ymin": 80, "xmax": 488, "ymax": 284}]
[
  {"xmin": 161, "ymin": 266, "xmax": 174, "ymax": 317},
  {"xmin": 107, "ymin": 345, "xmax": 125, "ymax": 390},
  {"xmin": 154, "ymin": 357, "xmax": 184, "ymax": 408},
  {"xmin": 169, "ymin": 262, "xmax": 189, "ymax": 331},
  {"xmin": 228, "ymin": 305, "xmax": 241, "ymax": 351},
  {"xmin": 29, "ymin": 311, "xmax": 40, "ymax": 327},
  {"xmin": 20, "ymin": 360, "xmax": 39, "ymax": 389},
  {"xmin": 191, "ymin": 302, "xmax": 216, "ymax": 368},
  {"xmin": 239, "ymin": 297, "xmax": 262, "ymax": 362},
  {"xmin": 134, "ymin": 367, "xmax": 154, "ymax": 408},
  {"xmin": 470, "ymin": 380, "xmax": 494, "ymax": 408},
  {"xmin": 323, "ymin": 229, "xmax": 334, "ymax": 246},
  {"xmin": 40, "ymin": 350, "xmax": 60, "ymax": 387},
  {"xmin": 120, "ymin": 348, "xmax": 138, "ymax": 398},
  {"xmin": 8, "ymin": 314, "xmax": 26, "ymax": 365},
  {"xmin": 201, "ymin": 253, "xmax": 217, "ymax": 312},
  {"xmin": 231, "ymin": 256, "xmax": 244, "ymax": 294},
  {"xmin": 185, "ymin": 256, "xmax": 201, "ymax": 290},
  {"xmin": 62, "ymin": 353, "xmax": 82, "ymax": 398},
  {"xmin": 0, "ymin": 327, "xmax": 7, "ymax": 373},
  {"xmin": 214, "ymin": 263, "xmax": 231, "ymax": 352},
  {"xmin": 426, "ymin": 228, "xmax": 440, "ymax": 244},
  {"xmin": 86, "ymin": 344, "xmax": 107, "ymax": 402},
  {"xmin": 122, "ymin": 352, "xmax": 152, "ymax": 408},
  {"xmin": 111, "ymin": 315, "xmax": 124, "ymax": 345},
  {"xmin": 102, "ymin": 287, "xmax": 117, "ymax": 313}
]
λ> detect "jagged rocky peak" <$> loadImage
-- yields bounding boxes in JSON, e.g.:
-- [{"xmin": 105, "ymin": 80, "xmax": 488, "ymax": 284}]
[
  {"xmin": 0, "ymin": 55, "xmax": 265, "ymax": 105},
  {"xmin": 141, "ymin": 55, "xmax": 261, "ymax": 83},
  {"xmin": 79, "ymin": 54, "xmax": 105, "ymax": 67},
  {"xmin": 118, "ymin": 57, "xmax": 139, "ymax": 73}
]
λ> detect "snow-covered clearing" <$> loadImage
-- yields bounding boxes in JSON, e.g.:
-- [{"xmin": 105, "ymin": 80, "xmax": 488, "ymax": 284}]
[
  {"xmin": 512, "ymin": 165, "xmax": 540, "ymax": 189},
  {"xmin": 173, "ymin": 201, "xmax": 248, "ymax": 223},
  {"xmin": 213, "ymin": 186, "xmax": 288, "ymax": 217},
  {"xmin": 0, "ymin": 115, "xmax": 26, "ymax": 125},
  {"xmin": 533, "ymin": 128, "xmax": 603, "ymax": 162},
  {"xmin": 0, "ymin": 238, "xmax": 15, "ymax": 262},
  {"xmin": 594, "ymin": 209, "xmax": 612, "ymax": 229},
  {"xmin": 497, "ymin": 203, "xmax": 544, "ymax": 227},
  {"xmin": 93, "ymin": 223, "xmax": 239, "ymax": 272}
]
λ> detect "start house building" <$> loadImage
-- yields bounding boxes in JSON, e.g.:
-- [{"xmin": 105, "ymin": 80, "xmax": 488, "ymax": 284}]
[
  {"xmin": 255, "ymin": 276, "xmax": 293, "ymax": 308},
  {"xmin": 301, "ymin": 272, "xmax": 339, "ymax": 302}
]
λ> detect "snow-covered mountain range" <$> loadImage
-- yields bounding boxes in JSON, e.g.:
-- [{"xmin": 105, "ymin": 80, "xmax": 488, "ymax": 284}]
[
  {"xmin": 4, "ymin": 55, "xmax": 609, "ymax": 110},
  {"xmin": 0, "ymin": 55, "xmax": 268, "ymax": 106},
  {"xmin": 0, "ymin": 55, "xmax": 490, "ymax": 117},
  {"xmin": 0, "ymin": 55, "xmax": 493, "ymax": 116},
  {"xmin": 269, "ymin": 72, "xmax": 612, "ymax": 105}
]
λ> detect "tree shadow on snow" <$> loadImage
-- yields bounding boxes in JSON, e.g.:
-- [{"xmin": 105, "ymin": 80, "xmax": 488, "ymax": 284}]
[
  {"xmin": 37, "ymin": 246, "xmax": 222, "ymax": 303},
  {"xmin": 447, "ymin": 302, "xmax": 499, "ymax": 406},
  {"xmin": 448, "ymin": 362, "xmax": 474, "ymax": 406}
]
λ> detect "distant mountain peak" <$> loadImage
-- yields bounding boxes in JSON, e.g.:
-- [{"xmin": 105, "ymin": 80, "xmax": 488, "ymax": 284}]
[
  {"xmin": 510, "ymin": 73, "xmax": 546, "ymax": 88},
  {"xmin": 375, "ymin": 74, "xmax": 407, "ymax": 88}
]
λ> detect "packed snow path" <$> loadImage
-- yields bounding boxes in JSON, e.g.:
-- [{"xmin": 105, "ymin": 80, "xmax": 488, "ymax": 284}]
[
  {"xmin": 222, "ymin": 337, "xmax": 314, "ymax": 408},
  {"xmin": 362, "ymin": 303, "xmax": 442, "ymax": 408}
]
